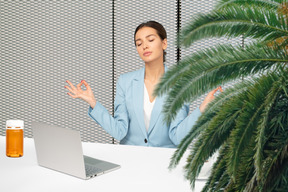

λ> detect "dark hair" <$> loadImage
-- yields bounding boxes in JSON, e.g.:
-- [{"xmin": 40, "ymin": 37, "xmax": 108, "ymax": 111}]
[{"xmin": 134, "ymin": 21, "xmax": 167, "ymax": 62}]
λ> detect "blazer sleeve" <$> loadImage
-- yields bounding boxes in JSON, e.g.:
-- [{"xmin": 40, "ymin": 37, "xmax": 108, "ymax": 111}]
[
  {"xmin": 88, "ymin": 75, "xmax": 129, "ymax": 141},
  {"xmin": 168, "ymin": 105, "xmax": 202, "ymax": 146}
]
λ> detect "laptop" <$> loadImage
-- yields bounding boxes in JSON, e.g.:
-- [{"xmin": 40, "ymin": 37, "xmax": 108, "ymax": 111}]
[{"xmin": 32, "ymin": 122, "xmax": 120, "ymax": 180}]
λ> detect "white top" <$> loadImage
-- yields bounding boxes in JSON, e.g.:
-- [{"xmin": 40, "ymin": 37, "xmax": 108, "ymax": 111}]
[{"xmin": 144, "ymin": 84, "xmax": 156, "ymax": 132}]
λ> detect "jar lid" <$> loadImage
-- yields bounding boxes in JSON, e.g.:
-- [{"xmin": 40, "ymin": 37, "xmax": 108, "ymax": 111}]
[{"xmin": 6, "ymin": 120, "xmax": 24, "ymax": 127}]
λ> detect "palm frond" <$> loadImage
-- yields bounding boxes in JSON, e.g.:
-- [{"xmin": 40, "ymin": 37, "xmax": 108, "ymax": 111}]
[
  {"xmin": 227, "ymin": 101, "xmax": 264, "ymax": 180},
  {"xmin": 169, "ymin": 79, "xmax": 253, "ymax": 169},
  {"xmin": 171, "ymin": 73, "xmax": 288, "ymax": 190},
  {"xmin": 232, "ymin": 134, "xmax": 256, "ymax": 191},
  {"xmin": 181, "ymin": 5, "xmax": 288, "ymax": 47},
  {"xmin": 272, "ymin": 168, "xmax": 288, "ymax": 192},
  {"xmin": 261, "ymin": 143, "xmax": 288, "ymax": 191},
  {"xmin": 155, "ymin": 53, "xmax": 206, "ymax": 97},
  {"xmin": 184, "ymin": 92, "xmax": 247, "ymax": 187},
  {"xmin": 244, "ymin": 174, "xmax": 258, "ymax": 192},
  {"xmin": 169, "ymin": 121, "xmax": 209, "ymax": 169},
  {"xmin": 216, "ymin": 0, "xmax": 284, "ymax": 11},
  {"xmin": 202, "ymin": 144, "xmax": 230, "ymax": 192},
  {"xmin": 154, "ymin": 43, "xmax": 239, "ymax": 97},
  {"xmin": 163, "ymin": 0, "xmax": 288, "ymax": 191},
  {"xmin": 258, "ymin": 86, "xmax": 288, "ymax": 190},
  {"xmin": 227, "ymin": 73, "xmax": 279, "ymax": 178},
  {"xmin": 254, "ymin": 73, "xmax": 283, "ymax": 180},
  {"xmin": 158, "ymin": 43, "xmax": 288, "ymax": 124}
]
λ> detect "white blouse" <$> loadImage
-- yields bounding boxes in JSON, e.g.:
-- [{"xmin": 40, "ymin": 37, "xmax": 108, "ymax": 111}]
[{"xmin": 143, "ymin": 84, "xmax": 156, "ymax": 132}]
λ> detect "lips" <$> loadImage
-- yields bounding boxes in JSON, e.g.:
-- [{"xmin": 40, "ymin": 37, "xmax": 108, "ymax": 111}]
[{"xmin": 143, "ymin": 52, "xmax": 152, "ymax": 57}]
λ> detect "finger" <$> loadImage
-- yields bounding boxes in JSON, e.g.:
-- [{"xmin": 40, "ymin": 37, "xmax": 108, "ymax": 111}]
[
  {"xmin": 66, "ymin": 80, "xmax": 76, "ymax": 89},
  {"xmin": 81, "ymin": 80, "xmax": 91, "ymax": 90},
  {"xmin": 64, "ymin": 85, "xmax": 74, "ymax": 94},
  {"xmin": 207, "ymin": 87, "xmax": 222, "ymax": 97},
  {"xmin": 219, "ymin": 86, "xmax": 223, "ymax": 92},
  {"xmin": 76, "ymin": 81, "xmax": 84, "ymax": 90},
  {"xmin": 209, "ymin": 87, "xmax": 219, "ymax": 95},
  {"xmin": 67, "ymin": 92, "xmax": 77, "ymax": 99}
]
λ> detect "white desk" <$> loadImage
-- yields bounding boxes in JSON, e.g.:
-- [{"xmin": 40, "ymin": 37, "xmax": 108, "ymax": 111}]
[{"xmin": 0, "ymin": 136, "xmax": 210, "ymax": 192}]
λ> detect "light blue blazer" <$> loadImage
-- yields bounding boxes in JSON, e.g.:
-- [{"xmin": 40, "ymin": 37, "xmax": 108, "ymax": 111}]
[{"xmin": 88, "ymin": 67, "xmax": 201, "ymax": 148}]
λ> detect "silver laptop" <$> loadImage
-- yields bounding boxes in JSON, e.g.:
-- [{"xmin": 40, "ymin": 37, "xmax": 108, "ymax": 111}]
[{"xmin": 32, "ymin": 122, "xmax": 120, "ymax": 180}]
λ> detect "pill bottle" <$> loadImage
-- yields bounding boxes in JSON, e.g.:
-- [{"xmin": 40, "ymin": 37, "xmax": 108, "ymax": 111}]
[{"xmin": 6, "ymin": 120, "xmax": 24, "ymax": 157}]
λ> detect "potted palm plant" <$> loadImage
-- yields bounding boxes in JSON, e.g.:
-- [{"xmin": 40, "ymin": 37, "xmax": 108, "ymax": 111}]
[{"xmin": 155, "ymin": 0, "xmax": 288, "ymax": 191}]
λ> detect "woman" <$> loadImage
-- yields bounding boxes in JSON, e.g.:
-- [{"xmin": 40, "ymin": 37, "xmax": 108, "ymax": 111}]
[{"xmin": 65, "ymin": 21, "xmax": 221, "ymax": 148}]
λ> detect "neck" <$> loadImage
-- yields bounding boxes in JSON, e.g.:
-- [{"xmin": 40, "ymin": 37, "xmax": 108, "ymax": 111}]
[{"xmin": 144, "ymin": 61, "xmax": 165, "ymax": 82}]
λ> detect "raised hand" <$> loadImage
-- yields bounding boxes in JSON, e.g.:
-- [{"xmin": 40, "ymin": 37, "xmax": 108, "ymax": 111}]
[
  {"xmin": 65, "ymin": 80, "xmax": 97, "ymax": 108},
  {"xmin": 199, "ymin": 86, "xmax": 223, "ymax": 113}
]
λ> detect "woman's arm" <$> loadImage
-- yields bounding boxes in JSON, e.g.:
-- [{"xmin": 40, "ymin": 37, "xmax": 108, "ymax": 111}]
[
  {"xmin": 65, "ymin": 77, "xmax": 129, "ymax": 141},
  {"xmin": 168, "ymin": 87, "xmax": 222, "ymax": 145},
  {"xmin": 88, "ymin": 75, "xmax": 129, "ymax": 141}
]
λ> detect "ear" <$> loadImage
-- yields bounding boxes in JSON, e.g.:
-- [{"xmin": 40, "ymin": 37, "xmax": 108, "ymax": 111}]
[{"xmin": 162, "ymin": 38, "xmax": 167, "ymax": 50}]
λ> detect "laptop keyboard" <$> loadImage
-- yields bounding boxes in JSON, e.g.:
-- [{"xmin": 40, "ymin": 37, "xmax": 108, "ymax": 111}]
[{"xmin": 85, "ymin": 164, "xmax": 102, "ymax": 176}]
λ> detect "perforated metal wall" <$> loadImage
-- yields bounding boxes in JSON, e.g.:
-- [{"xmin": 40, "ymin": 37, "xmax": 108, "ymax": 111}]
[
  {"xmin": 1, "ymin": 1, "xmax": 113, "ymax": 142},
  {"xmin": 1, "ymin": 0, "xmax": 239, "ymax": 143}
]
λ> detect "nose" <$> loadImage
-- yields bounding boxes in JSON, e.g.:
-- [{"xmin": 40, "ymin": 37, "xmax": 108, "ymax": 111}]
[{"xmin": 142, "ymin": 41, "xmax": 148, "ymax": 50}]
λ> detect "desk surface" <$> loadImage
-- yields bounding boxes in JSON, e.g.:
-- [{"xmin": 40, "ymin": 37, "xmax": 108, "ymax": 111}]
[{"xmin": 0, "ymin": 136, "xmax": 211, "ymax": 192}]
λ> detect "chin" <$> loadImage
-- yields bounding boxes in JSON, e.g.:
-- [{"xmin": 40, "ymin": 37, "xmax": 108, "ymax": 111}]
[
  {"xmin": 142, "ymin": 56, "xmax": 160, "ymax": 63},
  {"xmin": 141, "ymin": 57, "xmax": 153, "ymax": 63}
]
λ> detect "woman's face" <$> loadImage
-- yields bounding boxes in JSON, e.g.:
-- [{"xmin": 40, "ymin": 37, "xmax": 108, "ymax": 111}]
[{"xmin": 135, "ymin": 27, "xmax": 167, "ymax": 64}]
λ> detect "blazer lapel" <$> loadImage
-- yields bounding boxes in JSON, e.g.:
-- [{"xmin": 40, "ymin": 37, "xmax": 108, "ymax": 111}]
[
  {"xmin": 132, "ymin": 68, "xmax": 147, "ymax": 138},
  {"xmin": 147, "ymin": 94, "xmax": 165, "ymax": 135}
]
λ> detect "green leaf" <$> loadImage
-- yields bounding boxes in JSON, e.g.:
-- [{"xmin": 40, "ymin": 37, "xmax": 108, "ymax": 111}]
[
  {"xmin": 181, "ymin": 5, "xmax": 288, "ymax": 47},
  {"xmin": 216, "ymin": 0, "xmax": 284, "ymax": 11},
  {"xmin": 158, "ymin": 43, "xmax": 288, "ymax": 124}
]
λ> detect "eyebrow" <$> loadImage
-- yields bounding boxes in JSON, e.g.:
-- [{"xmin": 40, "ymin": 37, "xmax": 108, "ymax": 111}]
[{"xmin": 135, "ymin": 34, "xmax": 156, "ymax": 42}]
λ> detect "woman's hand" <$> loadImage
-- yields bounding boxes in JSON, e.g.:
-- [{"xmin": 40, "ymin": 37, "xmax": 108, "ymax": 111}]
[
  {"xmin": 65, "ymin": 80, "xmax": 97, "ymax": 108},
  {"xmin": 199, "ymin": 86, "xmax": 223, "ymax": 113}
]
